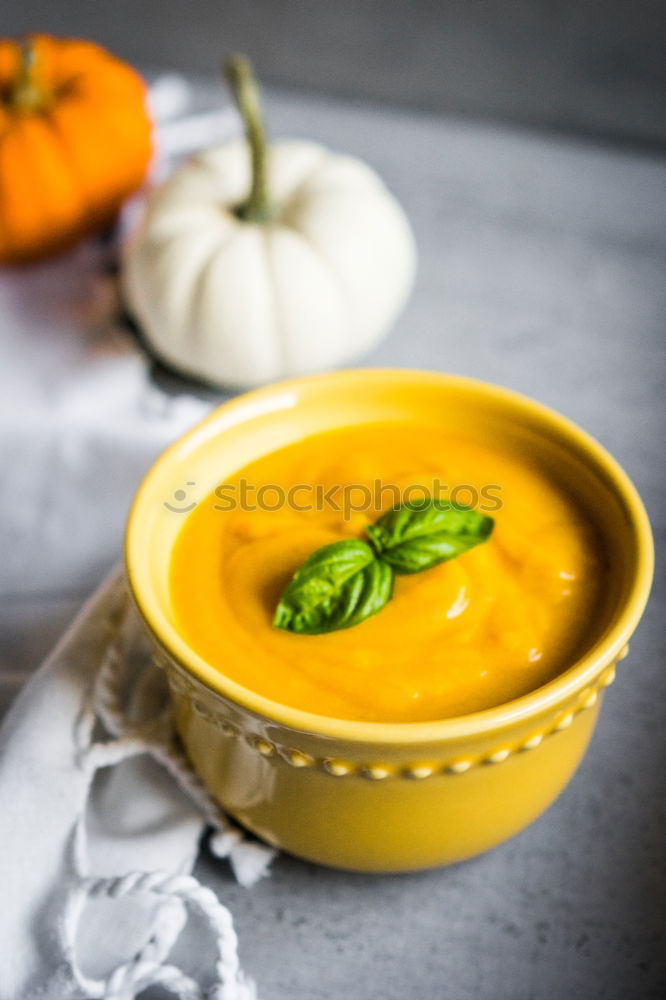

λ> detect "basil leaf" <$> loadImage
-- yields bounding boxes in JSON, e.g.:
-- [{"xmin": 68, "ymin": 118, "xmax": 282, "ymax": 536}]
[
  {"xmin": 366, "ymin": 499, "xmax": 494, "ymax": 574},
  {"xmin": 272, "ymin": 497, "xmax": 494, "ymax": 635},
  {"xmin": 274, "ymin": 539, "xmax": 394, "ymax": 635}
]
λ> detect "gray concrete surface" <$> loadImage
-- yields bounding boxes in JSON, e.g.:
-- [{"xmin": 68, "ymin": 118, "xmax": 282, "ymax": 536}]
[
  {"xmin": 1, "ymin": 84, "xmax": 664, "ymax": 998},
  {"xmin": 3, "ymin": 0, "xmax": 666, "ymax": 146}
]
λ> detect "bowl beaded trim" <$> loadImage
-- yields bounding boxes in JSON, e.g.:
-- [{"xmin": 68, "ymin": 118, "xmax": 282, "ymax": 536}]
[{"xmin": 160, "ymin": 646, "xmax": 627, "ymax": 781}]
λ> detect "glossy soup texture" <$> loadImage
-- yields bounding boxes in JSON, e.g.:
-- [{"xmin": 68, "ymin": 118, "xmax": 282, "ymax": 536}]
[{"xmin": 169, "ymin": 424, "xmax": 603, "ymax": 723}]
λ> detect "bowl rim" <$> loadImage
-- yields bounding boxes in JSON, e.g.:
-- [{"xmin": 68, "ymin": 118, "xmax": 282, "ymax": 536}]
[{"xmin": 125, "ymin": 369, "xmax": 654, "ymax": 745}]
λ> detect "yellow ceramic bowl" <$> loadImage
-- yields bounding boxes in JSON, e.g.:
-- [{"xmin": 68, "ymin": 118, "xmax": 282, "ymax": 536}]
[{"xmin": 125, "ymin": 370, "xmax": 653, "ymax": 872}]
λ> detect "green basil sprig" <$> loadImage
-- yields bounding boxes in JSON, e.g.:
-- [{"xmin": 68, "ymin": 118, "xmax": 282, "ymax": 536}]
[
  {"xmin": 274, "ymin": 499, "xmax": 494, "ymax": 635},
  {"xmin": 367, "ymin": 499, "xmax": 494, "ymax": 574},
  {"xmin": 273, "ymin": 539, "xmax": 393, "ymax": 635}
]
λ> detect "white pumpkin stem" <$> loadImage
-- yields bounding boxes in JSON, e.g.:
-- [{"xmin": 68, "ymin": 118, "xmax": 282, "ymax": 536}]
[{"xmin": 225, "ymin": 54, "xmax": 274, "ymax": 223}]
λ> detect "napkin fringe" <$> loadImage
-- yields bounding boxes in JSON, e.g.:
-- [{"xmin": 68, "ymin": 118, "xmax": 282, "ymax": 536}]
[
  {"xmin": 64, "ymin": 865, "xmax": 257, "ymax": 1000},
  {"xmin": 59, "ymin": 576, "xmax": 271, "ymax": 999},
  {"xmin": 90, "ymin": 589, "xmax": 276, "ymax": 887}
]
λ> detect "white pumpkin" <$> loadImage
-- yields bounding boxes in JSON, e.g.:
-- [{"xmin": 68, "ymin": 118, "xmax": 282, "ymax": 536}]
[{"xmin": 122, "ymin": 58, "xmax": 416, "ymax": 389}]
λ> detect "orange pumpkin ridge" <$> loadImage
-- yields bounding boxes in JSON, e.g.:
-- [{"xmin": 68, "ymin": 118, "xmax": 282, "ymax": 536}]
[{"xmin": 0, "ymin": 34, "xmax": 152, "ymax": 264}]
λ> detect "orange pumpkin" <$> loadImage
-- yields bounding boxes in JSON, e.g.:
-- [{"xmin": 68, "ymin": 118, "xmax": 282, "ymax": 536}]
[{"xmin": 0, "ymin": 35, "xmax": 152, "ymax": 264}]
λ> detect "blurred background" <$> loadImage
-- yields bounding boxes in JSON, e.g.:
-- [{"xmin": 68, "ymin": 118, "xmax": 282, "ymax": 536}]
[{"xmin": 4, "ymin": 0, "xmax": 666, "ymax": 146}]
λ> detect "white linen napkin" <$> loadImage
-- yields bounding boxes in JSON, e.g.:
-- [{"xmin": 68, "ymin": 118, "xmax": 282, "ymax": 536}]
[
  {"xmin": 0, "ymin": 568, "xmax": 274, "ymax": 1000},
  {"xmin": 0, "ymin": 75, "xmax": 275, "ymax": 1000}
]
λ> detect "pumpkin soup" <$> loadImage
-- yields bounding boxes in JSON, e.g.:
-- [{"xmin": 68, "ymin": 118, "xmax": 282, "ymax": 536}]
[{"xmin": 169, "ymin": 423, "xmax": 603, "ymax": 722}]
